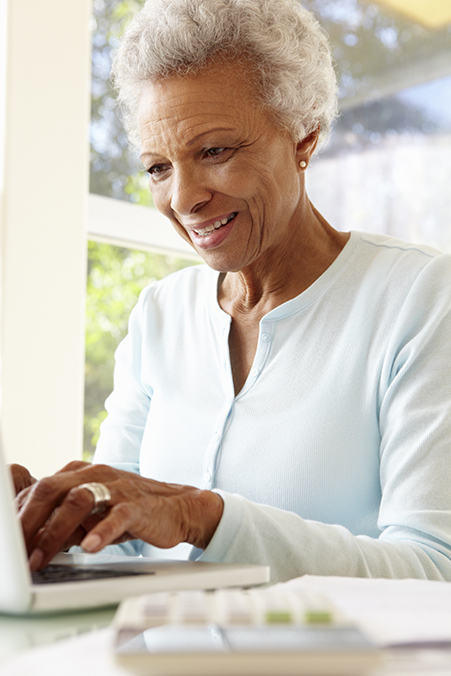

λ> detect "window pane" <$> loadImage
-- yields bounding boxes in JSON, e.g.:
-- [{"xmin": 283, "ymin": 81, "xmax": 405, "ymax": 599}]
[
  {"xmin": 307, "ymin": 74, "xmax": 451, "ymax": 251},
  {"xmin": 90, "ymin": 0, "xmax": 147, "ymax": 205},
  {"xmin": 302, "ymin": 0, "xmax": 451, "ymax": 252}
]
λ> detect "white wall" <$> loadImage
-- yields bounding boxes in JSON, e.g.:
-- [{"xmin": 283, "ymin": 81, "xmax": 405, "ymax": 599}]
[
  {"xmin": 0, "ymin": 0, "xmax": 6, "ymax": 199},
  {"xmin": 0, "ymin": 0, "xmax": 91, "ymax": 477}
]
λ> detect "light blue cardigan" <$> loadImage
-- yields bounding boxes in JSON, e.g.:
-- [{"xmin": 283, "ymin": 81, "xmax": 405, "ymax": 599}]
[{"xmin": 94, "ymin": 231, "xmax": 451, "ymax": 582}]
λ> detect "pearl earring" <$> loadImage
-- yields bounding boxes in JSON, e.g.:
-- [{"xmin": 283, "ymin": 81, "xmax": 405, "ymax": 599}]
[{"xmin": 299, "ymin": 160, "xmax": 307, "ymax": 169}]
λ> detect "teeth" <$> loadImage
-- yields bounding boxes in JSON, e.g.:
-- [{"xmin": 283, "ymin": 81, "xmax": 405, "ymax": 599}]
[
  {"xmin": 194, "ymin": 213, "xmax": 236, "ymax": 236},
  {"xmin": 201, "ymin": 223, "xmax": 216, "ymax": 234}
]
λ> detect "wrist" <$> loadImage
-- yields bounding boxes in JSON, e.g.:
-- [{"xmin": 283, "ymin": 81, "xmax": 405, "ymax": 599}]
[{"xmin": 186, "ymin": 490, "xmax": 224, "ymax": 550}]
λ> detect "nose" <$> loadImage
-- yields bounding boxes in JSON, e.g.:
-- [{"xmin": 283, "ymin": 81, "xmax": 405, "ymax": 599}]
[{"xmin": 170, "ymin": 164, "xmax": 212, "ymax": 216}]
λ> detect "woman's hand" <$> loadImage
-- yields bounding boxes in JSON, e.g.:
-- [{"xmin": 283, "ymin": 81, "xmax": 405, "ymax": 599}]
[{"xmin": 17, "ymin": 462, "xmax": 224, "ymax": 572}]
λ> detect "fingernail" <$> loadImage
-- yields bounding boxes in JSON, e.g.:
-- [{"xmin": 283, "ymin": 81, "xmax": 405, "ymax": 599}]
[
  {"xmin": 81, "ymin": 533, "xmax": 102, "ymax": 552},
  {"xmin": 29, "ymin": 548, "xmax": 44, "ymax": 571}
]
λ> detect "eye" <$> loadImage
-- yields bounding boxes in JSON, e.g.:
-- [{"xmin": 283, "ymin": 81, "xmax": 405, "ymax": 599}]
[
  {"xmin": 146, "ymin": 163, "xmax": 171, "ymax": 181},
  {"xmin": 204, "ymin": 147, "xmax": 226, "ymax": 157},
  {"xmin": 147, "ymin": 164, "xmax": 165, "ymax": 175}
]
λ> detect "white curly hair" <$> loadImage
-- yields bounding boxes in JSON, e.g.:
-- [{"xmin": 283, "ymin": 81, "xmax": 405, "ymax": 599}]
[{"xmin": 112, "ymin": 0, "xmax": 338, "ymax": 151}]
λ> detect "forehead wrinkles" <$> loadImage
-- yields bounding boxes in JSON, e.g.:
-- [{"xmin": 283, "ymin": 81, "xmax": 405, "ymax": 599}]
[
  {"xmin": 141, "ymin": 104, "xmax": 241, "ymax": 146},
  {"xmin": 138, "ymin": 71, "xmax": 261, "ymax": 155},
  {"xmin": 140, "ymin": 106, "xmax": 252, "ymax": 156}
]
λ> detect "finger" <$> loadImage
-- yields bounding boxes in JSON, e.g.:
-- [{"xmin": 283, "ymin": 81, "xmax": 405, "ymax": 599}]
[
  {"xmin": 19, "ymin": 465, "xmax": 120, "ymax": 550},
  {"xmin": 81, "ymin": 502, "xmax": 136, "ymax": 553},
  {"xmin": 20, "ymin": 476, "xmax": 75, "ymax": 551},
  {"xmin": 55, "ymin": 460, "xmax": 90, "ymax": 474},
  {"xmin": 28, "ymin": 485, "xmax": 104, "ymax": 570},
  {"xmin": 15, "ymin": 484, "xmax": 34, "ymax": 511},
  {"xmin": 60, "ymin": 526, "xmax": 88, "ymax": 553},
  {"xmin": 9, "ymin": 464, "xmax": 37, "ymax": 495}
]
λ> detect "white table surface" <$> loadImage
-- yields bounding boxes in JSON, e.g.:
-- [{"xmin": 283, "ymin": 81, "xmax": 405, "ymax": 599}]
[
  {"xmin": 2, "ymin": 576, "xmax": 451, "ymax": 676},
  {"xmin": 0, "ymin": 605, "xmax": 115, "ymax": 665}
]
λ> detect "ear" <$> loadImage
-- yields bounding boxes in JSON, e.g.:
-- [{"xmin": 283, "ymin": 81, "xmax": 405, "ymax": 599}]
[{"xmin": 295, "ymin": 127, "xmax": 320, "ymax": 170}]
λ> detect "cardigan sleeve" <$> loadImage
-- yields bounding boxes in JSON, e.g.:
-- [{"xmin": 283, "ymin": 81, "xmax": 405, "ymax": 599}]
[
  {"xmin": 91, "ymin": 287, "xmax": 154, "ymax": 557},
  {"xmin": 94, "ymin": 287, "xmax": 152, "ymax": 473},
  {"xmin": 199, "ymin": 254, "xmax": 451, "ymax": 582}
]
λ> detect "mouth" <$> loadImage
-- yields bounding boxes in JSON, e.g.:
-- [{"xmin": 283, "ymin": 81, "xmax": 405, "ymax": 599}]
[{"xmin": 192, "ymin": 212, "xmax": 238, "ymax": 237}]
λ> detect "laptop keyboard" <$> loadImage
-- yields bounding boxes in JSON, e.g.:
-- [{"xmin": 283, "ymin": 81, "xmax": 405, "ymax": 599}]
[{"xmin": 32, "ymin": 564, "xmax": 155, "ymax": 585}]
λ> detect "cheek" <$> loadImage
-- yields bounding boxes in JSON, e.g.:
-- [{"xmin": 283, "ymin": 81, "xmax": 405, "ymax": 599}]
[
  {"xmin": 149, "ymin": 182, "xmax": 170, "ymax": 216},
  {"xmin": 218, "ymin": 159, "xmax": 268, "ymax": 200},
  {"xmin": 235, "ymin": 163, "xmax": 285, "ymax": 207},
  {"xmin": 150, "ymin": 185, "xmax": 193, "ymax": 245}
]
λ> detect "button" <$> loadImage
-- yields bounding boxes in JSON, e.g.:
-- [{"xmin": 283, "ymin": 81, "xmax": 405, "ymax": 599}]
[
  {"xmin": 204, "ymin": 470, "xmax": 212, "ymax": 482},
  {"xmin": 261, "ymin": 332, "xmax": 271, "ymax": 342},
  {"xmin": 250, "ymin": 367, "xmax": 259, "ymax": 378}
]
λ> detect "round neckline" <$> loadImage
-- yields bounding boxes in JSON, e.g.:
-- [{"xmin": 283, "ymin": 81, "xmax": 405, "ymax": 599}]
[{"xmin": 209, "ymin": 231, "xmax": 361, "ymax": 322}]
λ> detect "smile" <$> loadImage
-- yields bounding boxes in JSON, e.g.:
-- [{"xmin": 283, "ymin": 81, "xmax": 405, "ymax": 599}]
[{"xmin": 193, "ymin": 212, "xmax": 237, "ymax": 236}]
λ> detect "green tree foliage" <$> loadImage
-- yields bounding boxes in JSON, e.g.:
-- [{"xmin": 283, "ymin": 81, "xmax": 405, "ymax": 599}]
[
  {"xmin": 90, "ymin": 0, "xmax": 148, "ymax": 204},
  {"xmin": 84, "ymin": 241, "xmax": 198, "ymax": 460}
]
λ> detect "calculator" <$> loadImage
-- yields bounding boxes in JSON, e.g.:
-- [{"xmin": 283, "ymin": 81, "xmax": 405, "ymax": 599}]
[{"xmin": 113, "ymin": 586, "xmax": 380, "ymax": 675}]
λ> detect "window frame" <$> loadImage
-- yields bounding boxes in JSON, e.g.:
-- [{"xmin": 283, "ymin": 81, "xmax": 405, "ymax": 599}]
[{"xmin": 87, "ymin": 193, "xmax": 199, "ymax": 260}]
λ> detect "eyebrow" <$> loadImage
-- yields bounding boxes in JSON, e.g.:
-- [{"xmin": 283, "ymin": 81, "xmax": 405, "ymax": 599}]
[
  {"xmin": 140, "ymin": 126, "xmax": 237, "ymax": 162},
  {"xmin": 185, "ymin": 126, "xmax": 236, "ymax": 147},
  {"xmin": 140, "ymin": 151, "xmax": 158, "ymax": 163}
]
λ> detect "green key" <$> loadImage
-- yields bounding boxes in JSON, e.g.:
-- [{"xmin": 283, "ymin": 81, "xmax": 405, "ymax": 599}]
[
  {"xmin": 265, "ymin": 610, "xmax": 293, "ymax": 623},
  {"xmin": 304, "ymin": 609, "xmax": 332, "ymax": 624}
]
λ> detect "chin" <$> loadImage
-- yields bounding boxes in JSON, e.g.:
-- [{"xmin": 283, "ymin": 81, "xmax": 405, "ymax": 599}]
[{"xmin": 197, "ymin": 252, "xmax": 248, "ymax": 274}]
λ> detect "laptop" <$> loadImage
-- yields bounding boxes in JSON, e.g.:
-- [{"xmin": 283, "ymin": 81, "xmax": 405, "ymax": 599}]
[{"xmin": 0, "ymin": 441, "xmax": 270, "ymax": 615}]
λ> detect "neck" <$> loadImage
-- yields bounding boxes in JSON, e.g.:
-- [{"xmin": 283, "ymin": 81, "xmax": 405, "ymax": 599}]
[{"xmin": 219, "ymin": 202, "xmax": 349, "ymax": 317}]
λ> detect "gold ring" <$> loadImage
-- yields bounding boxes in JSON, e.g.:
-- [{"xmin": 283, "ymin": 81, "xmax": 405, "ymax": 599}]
[{"xmin": 78, "ymin": 482, "xmax": 111, "ymax": 515}]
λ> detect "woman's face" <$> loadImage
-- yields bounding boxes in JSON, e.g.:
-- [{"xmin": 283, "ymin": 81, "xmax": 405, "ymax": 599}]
[{"xmin": 138, "ymin": 61, "xmax": 311, "ymax": 272}]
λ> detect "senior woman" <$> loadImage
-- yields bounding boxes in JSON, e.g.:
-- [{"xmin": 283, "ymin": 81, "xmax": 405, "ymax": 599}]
[{"xmin": 14, "ymin": 0, "xmax": 451, "ymax": 582}]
